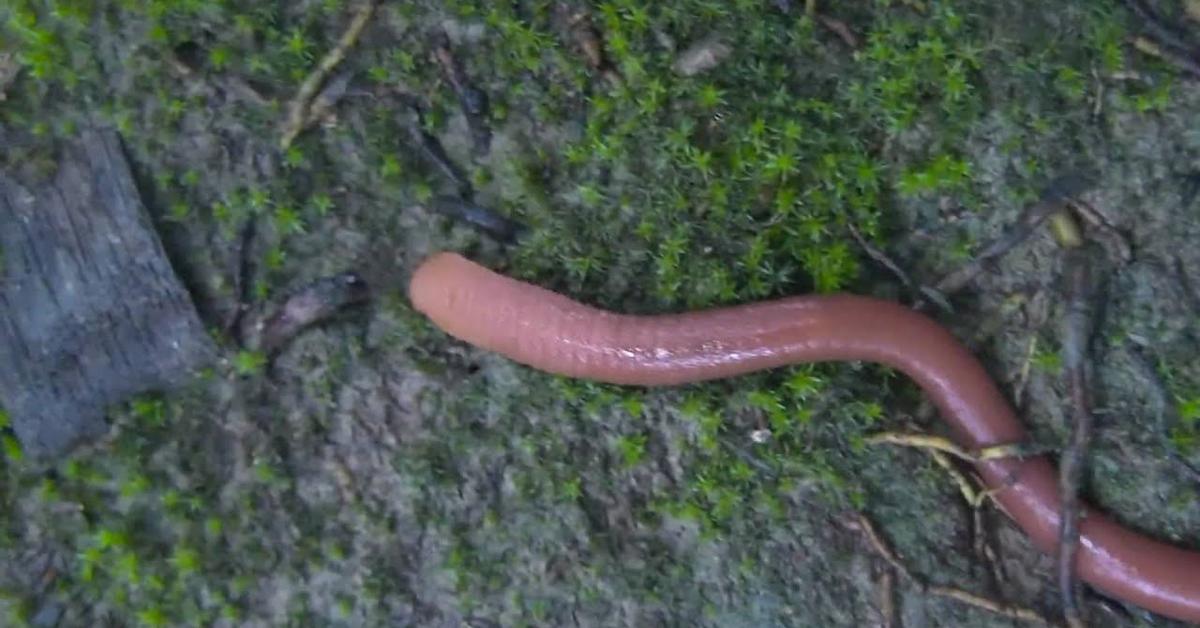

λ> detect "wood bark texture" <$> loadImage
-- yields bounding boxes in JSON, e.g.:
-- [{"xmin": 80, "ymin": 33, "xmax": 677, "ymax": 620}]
[{"xmin": 0, "ymin": 128, "xmax": 215, "ymax": 459}]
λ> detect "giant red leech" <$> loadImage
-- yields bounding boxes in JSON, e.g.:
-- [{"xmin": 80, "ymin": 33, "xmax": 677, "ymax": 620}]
[{"xmin": 409, "ymin": 251, "xmax": 1200, "ymax": 624}]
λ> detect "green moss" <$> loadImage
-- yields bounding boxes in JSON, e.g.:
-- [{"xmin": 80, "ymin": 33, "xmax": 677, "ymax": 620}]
[
  {"xmin": 0, "ymin": 0, "xmax": 1194, "ymax": 625},
  {"xmin": 233, "ymin": 351, "xmax": 267, "ymax": 376}
]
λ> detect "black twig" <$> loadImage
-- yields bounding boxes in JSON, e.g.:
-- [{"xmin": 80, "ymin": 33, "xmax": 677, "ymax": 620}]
[
  {"xmin": 428, "ymin": 196, "xmax": 526, "ymax": 244},
  {"xmin": 408, "ymin": 118, "xmax": 472, "ymax": 198},
  {"xmin": 431, "ymin": 30, "xmax": 492, "ymax": 155},
  {"xmin": 240, "ymin": 273, "xmax": 371, "ymax": 355},
  {"xmin": 228, "ymin": 217, "xmax": 260, "ymax": 341},
  {"xmin": 845, "ymin": 223, "xmax": 953, "ymax": 312},
  {"xmin": 919, "ymin": 174, "xmax": 1094, "ymax": 307}
]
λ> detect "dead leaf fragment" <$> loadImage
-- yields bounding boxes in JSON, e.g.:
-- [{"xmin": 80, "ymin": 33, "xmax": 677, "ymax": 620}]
[{"xmin": 1187, "ymin": 0, "xmax": 1200, "ymax": 23}]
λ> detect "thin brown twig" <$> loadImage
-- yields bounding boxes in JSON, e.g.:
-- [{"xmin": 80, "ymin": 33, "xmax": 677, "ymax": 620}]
[
  {"xmin": 280, "ymin": 0, "xmax": 378, "ymax": 149},
  {"xmin": 562, "ymin": 5, "xmax": 622, "ymax": 86},
  {"xmin": 1056, "ymin": 245, "xmax": 1097, "ymax": 628},
  {"xmin": 927, "ymin": 586, "xmax": 1055, "ymax": 626},
  {"xmin": 816, "ymin": 14, "xmax": 861, "ymax": 49},
  {"xmin": 1068, "ymin": 200, "xmax": 1132, "ymax": 264},
  {"xmin": 878, "ymin": 568, "xmax": 898, "ymax": 628},
  {"xmin": 846, "ymin": 223, "xmax": 954, "ymax": 312},
  {"xmin": 1132, "ymin": 36, "xmax": 1200, "ymax": 79},
  {"xmin": 303, "ymin": 70, "xmax": 353, "ymax": 129},
  {"xmin": 165, "ymin": 50, "xmax": 271, "ymax": 107},
  {"xmin": 847, "ymin": 513, "xmax": 912, "ymax": 580},
  {"xmin": 224, "ymin": 76, "xmax": 273, "ymax": 108},
  {"xmin": 1121, "ymin": 0, "xmax": 1199, "ymax": 60},
  {"xmin": 848, "ymin": 223, "xmax": 911, "ymax": 285},
  {"xmin": 845, "ymin": 513, "xmax": 1054, "ymax": 626}
]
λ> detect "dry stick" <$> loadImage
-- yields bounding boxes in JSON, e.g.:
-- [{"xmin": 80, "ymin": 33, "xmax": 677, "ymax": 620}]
[
  {"xmin": 928, "ymin": 449, "xmax": 1007, "ymax": 590},
  {"xmin": 1069, "ymin": 200, "xmax": 1132, "ymax": 264},
  {"xmin": 303, "ymin": 70, "xmax": 354, "ymax": 128},
  {"xmin": 1056, "ymin": 246, "xmax": 1095, "ymax": 628},
  {"xmin": 431, "ymin": 31, "xmax": 491, "ymax": 155},
  {"xmin": 878, "ymin": 568, "xmax": 898, "ymax": 628},
  {"xmin": 930, "ymin": 450, "xmax": 990, "ymax": 507},
  {"xmin": 428, "ymin": 197, "xmax": 527, "ymax": 244},
  {"xmin": 1013, "ymin": 335, "xmax": 1039, "ymax": 408},
  {"xmin": 241, "ymin": 272, "xmax": 371, "ymax": 356},
  {"xmin": 165, "ymin": 50, "xmax": 270, "ymax": 107},
  {"xmin": 1122, "ymin": 0, "xmax": 1200, "ymax": 80},
  {"xmin": 846, "ymin": 223, "xmax": 953, "ymax": 313},
  {"xmin": 927, "ymin": 586, "xmax": 1054, "ymax": 626},
  {"xmin": 280, "ymin": 0, "xmax": 378, "ymax": 150},
  {"xmin": 1121, "ymin": 0, "xmax": 1200, "ymax": 60},
  {"xmin": 807, "ymin": 1, "xmax": 860, "ymax": 51},
  {"xmin": 563, "ymin": 6, "xmax": 622, "ymax": 86},
  {"xmin": 849, "ymin": 513, "xmax": 912, "ymax": 580},
  {"xmin": 848, "ymin": 223, "xmax": 913, "ymax": 287},
  {"xmin": 846, "ymin": 514, "xmax": 1053, "ymax": 626},
  {"xmin": 925, "ymin": 174, "xmax": 1093, "ymax": 302},
  {"xmin": 871, "ymin": 211, "xmax": 1093, "ymax": 616},
  {"xmin": 869, "ymin": 428, "xmax": 1036, "ymax": 593},
  {"xmin": 854, "ymin": 145, "xmax": 1089, "ymax": 315},
  {"xmin": 1131, "ymin": 36, "xmax": 1200, "ymax": 79},
  {"xmin": 408, "ymin": 120, "xmax": 472, "ymax": 196},
  {"xmin": 228, "ymin": 217, "xmax": 260, "ymax": 339},
  {"xmin": 866, "ymin": 431, "xmax": 1050, "ymax": 465},
  {"xmin": 868, "ymin": 180, "xmax": 1090, "ymax": 618},
  {"xmin": 816, "ymin": 14, "xmax": 861, "ymax": 49}
]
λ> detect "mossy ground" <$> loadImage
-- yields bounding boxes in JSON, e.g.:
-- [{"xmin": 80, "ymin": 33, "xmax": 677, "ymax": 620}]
[{"xmin": 2, "ymin": 1, "xmax": 1199, "ymax": 626}]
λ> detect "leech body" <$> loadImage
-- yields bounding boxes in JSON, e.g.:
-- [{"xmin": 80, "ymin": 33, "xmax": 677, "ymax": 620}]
[{"xmin": 408, "ymin": 251, "xmax": 1200, "ymax": 624}]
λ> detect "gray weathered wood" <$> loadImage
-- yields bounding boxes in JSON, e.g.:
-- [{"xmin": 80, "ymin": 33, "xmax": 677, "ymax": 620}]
[{"xmin": 0, "ymin": 128, "xmax": 215, "ymax": 459}]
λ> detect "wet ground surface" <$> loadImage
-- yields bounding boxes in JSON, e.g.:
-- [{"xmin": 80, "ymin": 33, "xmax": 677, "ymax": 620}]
[{"xmin": 1, "ymin": 1, "xmax": 1199, "ymax": 626}]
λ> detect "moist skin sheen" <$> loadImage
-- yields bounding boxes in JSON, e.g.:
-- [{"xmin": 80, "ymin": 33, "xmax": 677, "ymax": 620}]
[{"xmin": 409, "ymin": 251, "xmax": 1200, "ymax": 624}]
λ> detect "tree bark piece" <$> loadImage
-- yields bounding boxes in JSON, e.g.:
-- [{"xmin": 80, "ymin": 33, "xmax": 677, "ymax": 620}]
[{"xmin": 0, "ymin": 128, "xmax": 216, "ymax": 459}]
